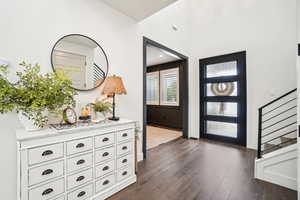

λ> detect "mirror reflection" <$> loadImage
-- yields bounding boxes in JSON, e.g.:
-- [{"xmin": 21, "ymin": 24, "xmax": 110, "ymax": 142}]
[{"xmin": 51, "ymin": 34, "xmax": 108, "ymax": 91}]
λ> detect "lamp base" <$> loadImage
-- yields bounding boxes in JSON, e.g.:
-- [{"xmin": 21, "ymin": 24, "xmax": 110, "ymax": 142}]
[{"xmin": 109, "ymin": 116, "xmax": 120, "ymax": 121}]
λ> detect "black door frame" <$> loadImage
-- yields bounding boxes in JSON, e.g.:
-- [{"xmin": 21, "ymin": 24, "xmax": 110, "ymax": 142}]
[
  {"xmin": 143, "ymin": 37, "xmax": 189, "ymax": 159},
  {"xmin": 199, "ymin": 51, "xmax": 247, "ymax": 146}
]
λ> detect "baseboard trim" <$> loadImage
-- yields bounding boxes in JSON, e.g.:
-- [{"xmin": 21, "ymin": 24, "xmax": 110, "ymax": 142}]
[{"xmin": 137, "ymin": 152, "xmax": 144, "ymax": 162}]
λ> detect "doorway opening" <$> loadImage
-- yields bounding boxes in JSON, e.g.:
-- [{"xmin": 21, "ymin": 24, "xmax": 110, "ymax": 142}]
[
  {"xmin": 199, "ymin": 51, "xmax": 247, "ymax": 146},
  {"xmin": 143, "ymin": 37, "xmax": 189, "ymax": 158}
]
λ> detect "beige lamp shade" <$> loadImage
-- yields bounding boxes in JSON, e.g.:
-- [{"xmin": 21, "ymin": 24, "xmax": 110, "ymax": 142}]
[{"xmin": 102, "ymin": 75, "xmax": 127, "ymax": 96}]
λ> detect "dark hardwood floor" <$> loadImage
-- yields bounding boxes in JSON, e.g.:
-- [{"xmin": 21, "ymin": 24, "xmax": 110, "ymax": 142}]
[{"xmin": 108, "ymin": 138, "xmax": 297, "ymax": 200}]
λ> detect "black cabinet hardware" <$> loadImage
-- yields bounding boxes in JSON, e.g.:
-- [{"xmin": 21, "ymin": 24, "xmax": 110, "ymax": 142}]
[
  {"xmin": 102, "ymin": 152, "xmax": 109, "ymax": 157},
  {"xmin": 122, "ymin": 133, "xmax": 128, "ymax": 137},
  {"xmin": 77, "ymin": 159, "xmax": 85, "ymax": 165},
  {"xmin": 42, "ymin": 150, "xmax": 53, "ymax": 156},
  {"xmin": 102, "ymin": 166, "xmax": 109, "ymax": 171},
  {"xmin": 122, "ymin": 159, "xmax": 127, "ymax": 163},
  {"xmin": 77, "ymin": 191, "xmax": 86, "ymax": 197},
  {"xmin": 76, "ymin": 176, "xmax": 85, "ymax": 182},
  {"xmin": 102, "ymin": 137, "xmax": 109, "ymax": 142},
  {"xmin": 122, "ymin": 171, "xmax": 127, "ymax": 176},
  {"xmin": 42, "ymin": 188, "xmax": 53, "ymax": 196},
  {"xmin": 76, "ymin": 143, "xmax": 85, "ymax": 148},
  {"xmin": 122, "ymin": 146, "xmax": 128, "ymax": 150},
  {"xmin": 42, "ymin": 169, "xmax": 53, "ymax": 176},
  {"xmin": 103, "ymin": 180, "xmax": 109, "ymax": 185}
]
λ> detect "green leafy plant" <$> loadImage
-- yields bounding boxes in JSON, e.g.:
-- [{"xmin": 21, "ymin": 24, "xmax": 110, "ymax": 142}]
[
  {"xmin": 0, "ymin": 62, "xmax": 77, "ymax": 127},
  {"xmin": 89, "ymin": 99, "xmax": 112, "ymax": 113}
]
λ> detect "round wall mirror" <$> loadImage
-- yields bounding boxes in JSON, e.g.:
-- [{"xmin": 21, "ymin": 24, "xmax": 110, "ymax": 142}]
[{"xmin": 51, "ymin": 34, "xmax": 109, "ymax": 91}]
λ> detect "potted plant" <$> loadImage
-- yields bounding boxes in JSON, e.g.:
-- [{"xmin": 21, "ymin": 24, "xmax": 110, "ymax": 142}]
[
  {"xmin": 0, "ymin": 62, "xmax": 77, "ymax": 131},
  {"xmin": 89, "ymin": 98, "xmax": 112, "ymax": 122}
]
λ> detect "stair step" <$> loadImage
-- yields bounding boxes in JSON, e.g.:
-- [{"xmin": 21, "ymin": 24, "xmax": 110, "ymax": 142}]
[{"xmin": 263, "ymin": 137, "xmax": 297, "ymax": 155}]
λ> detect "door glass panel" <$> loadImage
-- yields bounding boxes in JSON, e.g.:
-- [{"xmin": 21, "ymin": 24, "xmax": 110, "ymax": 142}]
[
  {"xmin": 206, "ymin": 121, "xmax": 237, "ymax": 138},
  {"xmin": 206, "ymin": 82, "xmax": 237, "ymax": 96},
  {"xmin": 206, "ymin": 102, "xmax": 237, "ymax": 117},
  {"xmin": 206, "ymin": 61, "xmax": 237, "ymax": 78}
]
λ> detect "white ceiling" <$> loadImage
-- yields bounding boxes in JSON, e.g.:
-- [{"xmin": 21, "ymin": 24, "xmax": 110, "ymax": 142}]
[
  {"xmin": 147, "ymin": 45, "xmax": 181, "ymax": 66},
  {"xmin": 101, "ymin": 0, "xmax": 179, "ymax": 21}
]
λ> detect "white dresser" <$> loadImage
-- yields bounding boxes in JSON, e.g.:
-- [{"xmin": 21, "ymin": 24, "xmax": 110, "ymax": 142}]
[{"xmin": 16, "ymin": 119, "xmax": 137, "ymax": 200}]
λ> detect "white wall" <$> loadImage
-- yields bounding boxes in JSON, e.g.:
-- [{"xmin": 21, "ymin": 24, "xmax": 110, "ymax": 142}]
[
  {"xmin": 140, "ymin": 0, "xmax": 297, "ymax": 149},
  {"xmin": 0, "ymin": 0, "xmax": 142, "ymax": 199}
]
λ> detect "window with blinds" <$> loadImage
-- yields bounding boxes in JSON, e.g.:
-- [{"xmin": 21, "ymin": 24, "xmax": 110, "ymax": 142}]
[
  {"xmin": 160, "ymin": 68, "xmax": 179, "ymax": 106},
  {"xmin": 146, "ymin": 72, "xmax": 159, "ymax": 105},
  {"xmin": 146, "ymin": 68, "xmax": 179, "ymax": 106}
]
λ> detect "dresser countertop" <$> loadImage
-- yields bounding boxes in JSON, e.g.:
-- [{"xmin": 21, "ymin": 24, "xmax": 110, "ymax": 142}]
[{"xmin": 16, "ymin": 118, "xmax": 137, "ymax": 141}]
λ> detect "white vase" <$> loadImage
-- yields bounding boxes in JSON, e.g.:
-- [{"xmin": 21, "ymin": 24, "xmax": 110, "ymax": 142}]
[
  {"xmin": 95, "ymin": 112, "xmax": 106, "ymax": 122},
  {"xmin": 18, "ymin": 113, "xmax": 41, "ymax": 131}
]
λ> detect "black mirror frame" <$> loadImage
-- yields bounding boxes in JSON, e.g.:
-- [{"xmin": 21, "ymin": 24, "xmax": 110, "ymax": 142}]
[{"xmin": 50, "ymin": 34, "xmax": 109, "ymax": 91}]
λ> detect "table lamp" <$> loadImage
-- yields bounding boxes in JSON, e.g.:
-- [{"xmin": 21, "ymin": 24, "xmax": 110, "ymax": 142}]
[{"xmin": 102, "ymin": 75, "xmax": 127, "ymax": 121}]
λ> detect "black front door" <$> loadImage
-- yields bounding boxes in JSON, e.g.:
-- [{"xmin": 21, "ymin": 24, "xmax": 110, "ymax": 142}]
[{"xmin": 199, "ymin": 51, "xmax": 247, "ymax": 146}]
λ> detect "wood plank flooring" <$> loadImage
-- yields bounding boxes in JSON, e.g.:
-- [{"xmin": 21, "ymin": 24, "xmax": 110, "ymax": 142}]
[{"xmin": 108, "ymin": 138, "xmax": 297, "ymax": 200}]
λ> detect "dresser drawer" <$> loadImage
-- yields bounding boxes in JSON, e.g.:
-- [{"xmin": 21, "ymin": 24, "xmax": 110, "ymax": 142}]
[
  {"xmin": 67, "ymin": 153, "xmax": 93, "ymax": 173},
  {"xmin": 95, "ymin": 174, "xmax": 116, "ymax": 193},
  {"xmin": 67, "ymin": 168, "xmax": 93, "ymax": 190},
  {"xmin": 67, "ymin": 183, "xmax": 93, "ymax": 200},
  {"xmin": 117, "ymin": 129, "xmax": 134, "ymax": 143},
  {"xmin": 117, "ymin": 154, "xmax": 133, "ymax": 169},
  {"xmin": 29, "ymin": 160, "xmax": 64, "ymax": 186},
  {"xmin": 28, "ymin": 143, "xmax": 64, "ymax": 165},
  {"xmin": 117, "ymin": 166, "xmax": 132, "ymax": 182},
  {"xmin": 95, "ymin": 160, "xmax": 115, "ymax": 178},
  {"xmin": 95, "ymin": 147, "xmax": 115, "ymax": 164},
  {"xmin": 117, "ymin": 142, "xmax": 132, "ymax": 156},
  {"xmin": 66, "ymin": 137, "xmax": 93, "ymax": 156},
  {"xmin": 95, "ymin": 133, "xmax": 115, "ymax": 148},
  {"xmin": 29, "ymin": 178, "xmax": 65, "ymax": 200}
]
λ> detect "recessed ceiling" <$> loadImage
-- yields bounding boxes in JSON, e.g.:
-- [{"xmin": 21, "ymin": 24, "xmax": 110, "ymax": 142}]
[
  {"xmin": 147, "ymin": 45, "xmax": 181, "ymax": 66},
  {"xmin": 101, "ymin": 0, "xmax": 179, "ymax": 21}
]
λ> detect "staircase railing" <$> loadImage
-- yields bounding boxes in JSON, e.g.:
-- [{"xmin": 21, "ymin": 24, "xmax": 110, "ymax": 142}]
[
  {"xmin": 257, "ymin": 88, "xmax": 297, "ymax": 159},
  {"xmin": 93, "ymin": 63, "xmax": 105, "ymax": 86}
]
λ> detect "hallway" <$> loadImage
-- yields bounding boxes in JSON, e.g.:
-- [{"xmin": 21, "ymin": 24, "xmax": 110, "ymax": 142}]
[{"xmin": 108, "ymin": 138, "xmax": 296, "ymax": 200}]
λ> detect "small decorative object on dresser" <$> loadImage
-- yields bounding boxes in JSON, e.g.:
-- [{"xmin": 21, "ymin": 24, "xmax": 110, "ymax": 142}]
[
  {"xmin": 16, "ymin": 119, "xmax": 137, "ymax": 200},
  {"xmin": 102, "ymin": 75, "xmax": 127, "ymax": 121},
  {"xmin": 62, "ymin": 107, "xmax": 77, "ymax": 124},
  {"xmin": 89, "ymin": 98, "xmax": 112, "ymax": 122}
]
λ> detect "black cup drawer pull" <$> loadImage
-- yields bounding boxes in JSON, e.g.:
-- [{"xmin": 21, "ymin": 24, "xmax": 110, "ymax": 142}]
[
  {"xmin": 77, "ymin": 191, "xmax": 86, "ymax": 198},
  {"xmin": 42, "ymin": 169, "xmax": 53, "ymax": 176},
  {"xmin": 76, "ymin": 143, "xmax": 85, "ymax": 148},
  {"xmin": 102, "ymin": 166, "xmax": 109, "ymax": 171},
  {"xmin": 42, "ymin": 150, "xmax": 53, "ymax": 157},
  {"xmin": 102, "ymin": 137, "xmax": 109, "ymax": 142},
  {"xmin": 77, "ymin": 159, "xmax": 85, "ymax": 165},
  {"xmin": 42, "ymin": 188, "xmax": 53, "ymax": 196},
  {"xmin": 122, "ymin": 146, "xmax": 128, "ymax": 150},
  {"xmin": 103, "ymin": 180, "xmax": 110, "ymax": 185},
  {"xmin": 102, "ymin": 152, "xmax": 109, "ymax": 157},
  {"xmin": 122, "ymin": 171, "xmax": 128, "ymax": 176},
  {"xmin": 76, "ymin": 176, "xmax": 85, "ymax": 182},
  {"xmin": 122, "ymin": 159, "xmax": 128, "ymax": 163},
  {"xmin": 122, "ymin": 133, "xmax": 128, "ymax": 137}
]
